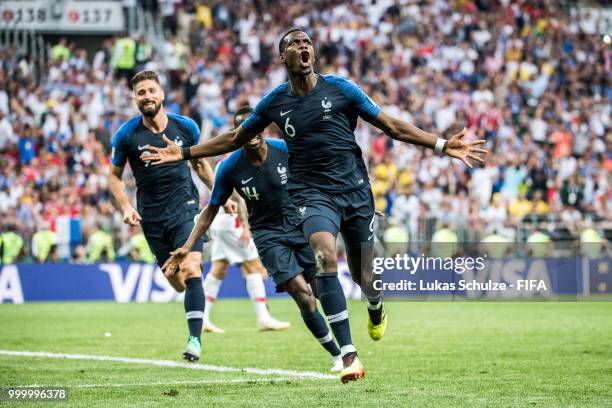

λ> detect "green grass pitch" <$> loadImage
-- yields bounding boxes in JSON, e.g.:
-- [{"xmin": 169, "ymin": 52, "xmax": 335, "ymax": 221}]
[{"xmin": 0, "ymin": 300, "xmax": 610, "ymax": 407}]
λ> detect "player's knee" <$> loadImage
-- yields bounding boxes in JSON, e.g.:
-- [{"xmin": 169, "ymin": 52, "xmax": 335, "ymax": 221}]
[
  {"xmin": 210, "ymin": 261, "xmax": 229, "ymax": 279},
  {"xmin": 313, "ymin": 247, "xmax": 337, "ymax": 273},
  {"xmin": 212, "ymin": 266, "xmax": 228, "ymax": 280},
  {"xmin": 240, "ymin": 259, "xmax": 262, "ymax": 276},
  {"xmin": 179, "ymin": 258, "xmax": 202, "ymax": 279}
]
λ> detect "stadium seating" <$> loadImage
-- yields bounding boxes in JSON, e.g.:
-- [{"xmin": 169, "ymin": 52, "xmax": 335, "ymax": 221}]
[{"xmin": 0, "ymin": 0, "xmax": 609, "ymax": 263}]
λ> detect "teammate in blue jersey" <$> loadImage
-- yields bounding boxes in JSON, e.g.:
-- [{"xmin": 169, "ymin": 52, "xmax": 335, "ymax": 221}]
[
  {"xmin": 162, "ymin": 106, "xmax": 344, "ymax": 373},
  {"xmin": 108, "ymin": 70, "xmax": 235, "ymax": 362},
  {"xmin": 141, "ymin": 29, "xmax": 487, "ymax": 381}
]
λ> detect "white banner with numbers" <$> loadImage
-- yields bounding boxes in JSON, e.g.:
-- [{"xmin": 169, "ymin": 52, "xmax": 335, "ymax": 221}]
[{"xmin": 0, "ymin": 0, "xmax": 125, "ymax": 33}]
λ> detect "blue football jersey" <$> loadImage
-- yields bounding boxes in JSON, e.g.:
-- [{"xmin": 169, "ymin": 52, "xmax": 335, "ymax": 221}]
[
  {"xmin": 241, "ymin": 74, "xmax": 380, "ymax": 193},
  {"xmin": 210, "ymin": 139, "xmax": 297, "ymax": 238},
  {"xmin": 110, "ymin": 113, "xmax": 201, "ymax": 221}
]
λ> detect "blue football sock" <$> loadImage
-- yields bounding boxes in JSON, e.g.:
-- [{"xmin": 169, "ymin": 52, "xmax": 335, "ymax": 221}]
[
  {"xmin": 302, "ymin": 309, "xmax": 341, "ymax": 356},
  {"xmin": 184, "ymin": 277, "xmax": 204, "ymax": 342},
  {"xmin": 317, "ymin": 274, "xmax": 354, "ymax": 355}
]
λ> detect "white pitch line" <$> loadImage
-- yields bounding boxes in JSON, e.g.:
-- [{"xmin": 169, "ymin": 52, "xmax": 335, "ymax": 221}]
[{"xmin": 0, "ymin": 350, "xmax": 336, "ymax": 380}]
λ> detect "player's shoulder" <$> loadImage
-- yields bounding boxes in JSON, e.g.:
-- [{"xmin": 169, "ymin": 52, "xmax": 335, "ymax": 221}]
[
  {"xmin": 321, "ymin": 74, "xmax": 359, "ymax": 92},
  {"xmin": 168, "ymin": 113, "xmax": 200, "ymax": 143},
  {"xmin": 115, "ymin": 115, "xmax": 141, "ymax": 135},
  {"xmin": 265, "ymin": 138, "xmax": 288, "ymax": 153},
  {"xmin": 216, "ymin": 149, "xmax": 243, "ymax": 176},
  {"xmin": 320, "ymin": 74, "xmax": 357, "ymax": 86},
  {"xmin": 112, "ymin": 115, "xmax": 141, "ymax": 144},
  {"xmin": 321, "ymin": 74, "xmax": 379, "ymax": 115},
  {"xmin": 167, "ymin": 112, "xmax": 199, "ymax": 131}
]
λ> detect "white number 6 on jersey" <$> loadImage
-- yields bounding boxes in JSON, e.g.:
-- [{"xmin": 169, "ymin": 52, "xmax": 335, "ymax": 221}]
[{"xmin": 284, "ymin": 117, "xmax": 296, "ymax": 138}]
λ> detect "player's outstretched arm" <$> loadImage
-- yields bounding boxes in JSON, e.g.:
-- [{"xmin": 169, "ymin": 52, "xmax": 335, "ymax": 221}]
[
  {"xmin": 108, "ymin": 164, "xmax": 142, "ymax": 226},
  {"xmin": 162, "ymin": 204, "xmax": 220, "ymax": 277},
  {"xmin": 141, "ymin": 126, "xmax": 255, "ymax": 165},
  {"xmin": 367, "ymin": 111, "xmax": 488, "ymax": 168}
]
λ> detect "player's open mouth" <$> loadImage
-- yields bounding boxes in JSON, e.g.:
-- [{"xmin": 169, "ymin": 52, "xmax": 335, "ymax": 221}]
[
  {"xmin": 247, "ymin": 136, "xmax": 261, "ymax": 147},
  {"xmin": 300, "ymin": 51, "xmax": 310, "ymax": 64}
]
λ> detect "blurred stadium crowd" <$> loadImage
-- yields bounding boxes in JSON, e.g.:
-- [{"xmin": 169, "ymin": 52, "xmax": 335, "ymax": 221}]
[{"xmin": 0, "ymin": 0, "xmax": 610, "ymax": 263}]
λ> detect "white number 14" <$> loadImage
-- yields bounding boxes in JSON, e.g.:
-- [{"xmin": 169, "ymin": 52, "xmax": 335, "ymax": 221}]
[{"xmin": 241, "ymin": 186, "xmax": 260, "ymax": 201}]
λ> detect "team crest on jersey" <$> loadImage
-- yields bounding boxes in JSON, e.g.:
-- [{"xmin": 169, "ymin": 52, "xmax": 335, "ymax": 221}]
[
  {"xmin": 277, "ymin": 163, "xmax": 287, "ymax": 185},
  {"xmin": 173, "ymin": 137, "xmax": 184, "ymax": 147},
  {"xmin": 321, "ymin": 97, "xmax": 333, "ymax": 120}
]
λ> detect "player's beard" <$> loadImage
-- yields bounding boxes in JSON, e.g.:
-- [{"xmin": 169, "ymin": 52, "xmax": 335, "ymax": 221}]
[
  {"xmin": 138, "ymin": 100, "xmax": 162, "ymax": 118},
  {"xmin": 245, "ymin": 135, "xmax": 262, "ymax": 150}
]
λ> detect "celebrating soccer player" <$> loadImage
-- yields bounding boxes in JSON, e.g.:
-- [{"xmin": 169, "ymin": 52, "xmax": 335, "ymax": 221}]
[
  {"xmin": 108, "ymin": 70, "xmax": 234, "ymax": 362},
  {"xmin": 204, "ymin": 169, "xmax": 290, "ymax": 333},
  {"xmin": 140, "ymin": 29, "xmax": 487, "ymax": 381}
]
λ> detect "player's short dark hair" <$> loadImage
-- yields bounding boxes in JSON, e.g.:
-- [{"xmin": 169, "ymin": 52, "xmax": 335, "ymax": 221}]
[
  {"xmin": 234, "ymin": 105, "xmax": 253, "ymax": 127},
  {"xmin": 234, "ymin": 105, "xmax": 253, "ymax": 118},
  {"xmin": 278, "ymin": 28, "xmax": 307, "ymax": 54},
  {"xmin": 130, "ymin": 70, "xmax": 161, "ymax": 90}
]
